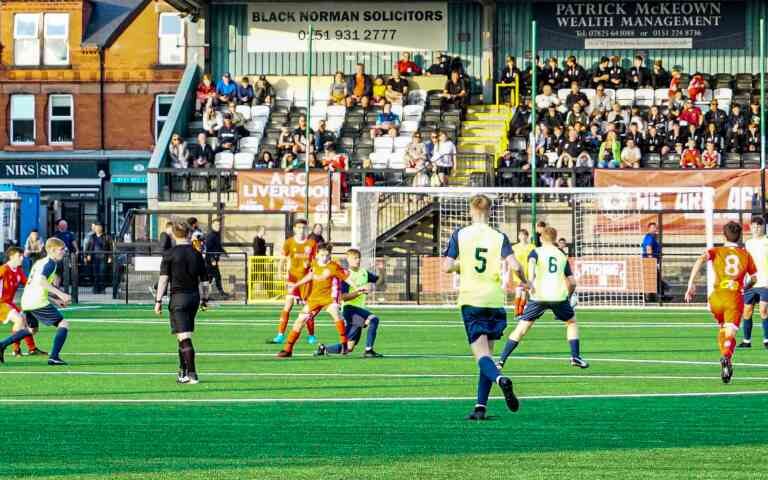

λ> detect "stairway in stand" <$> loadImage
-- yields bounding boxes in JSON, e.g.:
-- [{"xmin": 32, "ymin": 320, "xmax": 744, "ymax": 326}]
[{"xmin": 453, "ymin": 105, "xmax": 513, "ymax": 186}]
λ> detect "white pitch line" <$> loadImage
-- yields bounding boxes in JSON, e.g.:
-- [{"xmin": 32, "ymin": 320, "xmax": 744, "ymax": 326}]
[
  {"xmin": 64, "ymin": 318, "xmax": 719, "ymax": 328},
  {"xmin": 43, "ymin": 351, "xmax": 768, "ymax": 368},
  {"xmin": 0, "ymin": 390, "xmax": 766, "ymax": 404},
  {"xmin": 1, "ymin": 370, "xmax": 768, "ymax": 381}
]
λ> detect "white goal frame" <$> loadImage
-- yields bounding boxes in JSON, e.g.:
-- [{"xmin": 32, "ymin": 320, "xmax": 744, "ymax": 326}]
[{"xmin": 351, "ymin": 186, "xmax": 716, "ymax": 308}]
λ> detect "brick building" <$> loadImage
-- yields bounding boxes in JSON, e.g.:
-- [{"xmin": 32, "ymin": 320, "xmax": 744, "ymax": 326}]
[{"xmin": 0, "ymin": 0, "xmax": 198, "ymax": 244}]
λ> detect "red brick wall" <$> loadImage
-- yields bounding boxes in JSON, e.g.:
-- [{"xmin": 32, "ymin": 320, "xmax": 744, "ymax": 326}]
[{"xmin": 0, "ymin": 82, "xmax": 177, "ymax": 151}]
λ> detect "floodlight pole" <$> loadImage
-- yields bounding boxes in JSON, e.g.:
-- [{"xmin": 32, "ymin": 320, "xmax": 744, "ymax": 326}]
[
  {"xmin": 304, "ymin": 24, "xmax": 314, "ymax": 216},
  {"xmin": 529, "ymin": 20, "xmax": 538, "ymax": 238},
  {"xmin": 760, "ymin": 18, "xmax": 765, "ymax": 171}
]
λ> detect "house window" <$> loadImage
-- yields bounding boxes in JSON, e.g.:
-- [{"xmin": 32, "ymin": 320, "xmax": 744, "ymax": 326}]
[
  {"xmin": 13, "ymin": 14, "xmax": 40, "ymax": 66},
  {"xmin": 10, "ymin": 95, "xmax": 36, "ymax": 145},
  {"xmin": 44, "ymin": 13, "xmax": 69, "ymax": 65},
  {"xmin": 159, "ymin": 13, "xmax": 184, "ymax": 65},
  {"xmin": 155, "ymin": 95, "xmax": 175, "ymax": 141},
  {"xmin": 13, "ymin": 13, "xmax": 69, "ymax": 66},
  {"xmin": 49, "ymin": 94, "xmax": 73, "ymax": 144}
]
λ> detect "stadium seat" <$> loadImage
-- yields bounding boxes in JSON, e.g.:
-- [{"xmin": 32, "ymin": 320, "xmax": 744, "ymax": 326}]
[
  {"xmin": 581, "ymin": 88, "xmax": 596, "ymax": 101},
  {"xmin": 400, "ymin": 120, "xmax": 419, "ymax": 135},
  {"xmin": 214, "ymin": 152, "xmax": 234, "ymax": 169},
  {"xmin": 509, "ymin": 136, "xmax": 527, "ymax": 152},
  {"xmin": 654, "ymin": 88, "xmax": 669, "ymax": 106},
  {"xmin": 557, "ymin": 89, "xmax": 569, "ymax": 104},
  {"xmin": 293, "ymin": 89, "xmax": 310, "ymax": 108},
  {"xmin": 662, "ymin": 153, "xmax": 680, "ymax": 169},
  {"xmin": 616, "ymin": 89, "xmax": 635, "ymax": 107},
  {"xmin": 207, "ymin": 137, "xmax": 219, "ymax": 151},
  {"xmin": 407, "ymin": 89, "xmax": 427, "ymax": 106},
  {"xmin": 239, "ymin": 136, "xmax": 261, "ymax": 151},
  {"xmin": 370, "ymin": 151, "xmax": 390, "ymax": 168},
  {"xmin": 391, "ymin": 104, "xmax": 404, "ymax": 120},
  {"xmin": 725, "ymin": 153, "xmax": 742, "ymax": 168},
  {"xmin": 635, "ymin": 89, "xmax": 654, "ymax": 108},
  {"xmin": 313, "ymin": 89, "xmax": 330, "ymax": 104},
  {"xmin": 403, "ymin": 106, "xmax": 424, "ymax": 124},
  {"xmin": 310, "ymin": 115, "xmax": 326, "ymax": 130},
  {"xmin": 327, "ymin": 105, "xmax": 347, "ymax": 119},
  {"xmin": 374, "ymin": 136, "xmax": 394, "ymax": 153},
  {"xmin": 393, "ymin": 136, "xmax": 411, "ymax": 151},
  {"xmin": 742, "ymin": 153, "xmax": 760, "ymax": 168},
  {"xmin": 714, "ymin": 88, "xmax": 733, "ymax": 103},
  {"xmin": 389, "ymin": 150, "xmax": 406, "ymax": 169},
  {"xmin": 604, "ymin": 88, "xmax": 616, "ymax": 103},
  {"xmin": 236, "ymin": 105, "xmax": 252, "ymax": 120},
  {"xmin": 246, "ymin": 118, "xmax": 267, "ymax": 134},
  {"xmin": 311, "ymin": 102, "xmax": 328, "ymax": 116},
  {"xmin": 251, "ymin": 105, "xmax": 270, "ymax": 120},
  {"xmin": 234, "ymin": 152, "xmax": 255, "ymax": 169},
  {"xmin": 643, "ymin": 153, "xmax": 661, "ymax": 169},
  {"xmin": 327, "ymin": 117, "xmax": 344, "ymax": 133}
]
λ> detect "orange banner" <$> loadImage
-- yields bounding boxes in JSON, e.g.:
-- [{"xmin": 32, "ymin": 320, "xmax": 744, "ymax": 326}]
[
  {"xmin": 594, "ymin": 169, "xmax": 762, "ymax": 232},
  {"xmin": 237, "ymin": 171, "xmax": 341, "ymax": 213}
]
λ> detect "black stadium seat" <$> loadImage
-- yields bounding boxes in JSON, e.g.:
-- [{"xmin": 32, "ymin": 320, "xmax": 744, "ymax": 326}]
[
  {"xmin": 509, "ymin": 136, "xmax": 527, "ymax": 152},
  {"xmin": 742, "ymin": 153, "xmax": 761, "ymax": 168},
  {"xmin": 662, "ymin": 153, "xmax": 681, "ymax": 168},
  {"xmin": 724, "ymin": 153, "xmax": 742, "ymax": 168},
  {"xmin": 643, "ymin": 153, "xmax": 661, "ymax": 168}
]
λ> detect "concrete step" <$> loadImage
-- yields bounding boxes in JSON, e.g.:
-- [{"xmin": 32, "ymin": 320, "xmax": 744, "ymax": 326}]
[
  {"xmin": 463, "ymin": 120, "xmax": 507, "ymax": 128},
  {"xmin": 461, "ymin": 128, "xmax": 504, "ymax": 138},
  {"xmin": 458, "ymin": 136, "xmax": 498, "ymax": 144},
  {"xmin": 466, "ymin": 114, "xmax": 510, "ymax": 122}
]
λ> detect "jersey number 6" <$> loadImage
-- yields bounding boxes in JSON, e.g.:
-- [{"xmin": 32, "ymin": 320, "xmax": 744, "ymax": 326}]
[
  {"xmin": 548, "ymin": 257, "xmax": 558, "ymax": 273},
  {"xmin": 475, "ymin": 248, "xmax": 488, "ymax": 273}
]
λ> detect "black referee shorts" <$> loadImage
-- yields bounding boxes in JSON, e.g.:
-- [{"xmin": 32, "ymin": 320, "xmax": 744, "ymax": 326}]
[{"xmin": 169, "ymin": 292, "xmax": 200, "ymax": 335}]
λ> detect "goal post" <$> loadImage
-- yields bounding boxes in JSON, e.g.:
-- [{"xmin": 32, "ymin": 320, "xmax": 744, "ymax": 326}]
[{"xmin": 351, "ymin": 186, "xmax": 716, "ymax": 307}]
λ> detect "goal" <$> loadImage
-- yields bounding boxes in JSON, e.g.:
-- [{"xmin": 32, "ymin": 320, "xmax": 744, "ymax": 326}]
[{"xmin": 351, "ymin": 187, "xmax": 715, "ymax": 307}]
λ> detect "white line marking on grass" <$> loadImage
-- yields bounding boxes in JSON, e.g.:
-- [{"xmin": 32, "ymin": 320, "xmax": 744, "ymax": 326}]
[
  {"xmin": 67, "ymin": 318, "xmax": 718, "ymax": 328},
  {"xmin": 48, "ymin": 352, "xmax": 768, "ymax": 368},
  {"xmin": 1, "ymin": 371, "xmax": 768, "ymax": 381},
  {"xmin": 0, "ymin": 390, "xmax": 766, "ymax": 404},
  {"xmin": 60, "ymin": 306, "xmax": 102, "ymax": 311}
]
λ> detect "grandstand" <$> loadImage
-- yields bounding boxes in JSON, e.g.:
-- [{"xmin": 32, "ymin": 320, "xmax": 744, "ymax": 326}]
[{"xmin": 4, "ymin": 1, "xmax": 768, "ymax": 479}]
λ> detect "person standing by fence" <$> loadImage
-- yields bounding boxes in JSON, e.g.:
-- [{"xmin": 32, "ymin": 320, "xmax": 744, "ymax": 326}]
[
  {"xmin": 205, "ymin": 218, "xmax": 229, "ymax": 299},
  {"xmin": 83, "ymin": 222, "xmax": 112, "ymax": 294}
]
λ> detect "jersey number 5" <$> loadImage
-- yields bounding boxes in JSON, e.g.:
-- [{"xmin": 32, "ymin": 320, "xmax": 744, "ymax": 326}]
[{"xmin": 475, "ymin": 248, "xmax": 488, "ymax": 273}]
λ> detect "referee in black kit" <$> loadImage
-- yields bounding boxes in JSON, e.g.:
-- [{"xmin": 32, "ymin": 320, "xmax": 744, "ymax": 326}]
[{"xmin": 154, "ymin": 222, "xmax": 210, "ymax": 385}]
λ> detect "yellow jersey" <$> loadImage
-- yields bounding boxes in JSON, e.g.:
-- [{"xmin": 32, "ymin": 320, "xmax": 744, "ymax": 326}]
[
  {"xmin": 511, "ymin": 242, "xmax": 535, "ymax": 284},
  {"xmin": 444, "ymin": 223, "xmax": 512, "ymax": 308}
]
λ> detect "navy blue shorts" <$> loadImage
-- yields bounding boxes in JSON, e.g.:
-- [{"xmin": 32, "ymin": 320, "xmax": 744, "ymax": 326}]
[
  {"xmin": 743, "ymin": 288, "xmax": 768, "ymax": 305},
  {"xmin": 519, "ymin": 300, "xmax": 574, "ymax": 322},
  {"xmin": 343, "ymin": 305, "xmax": 374, "ymax": 343},
  {"xmin": 25, "ymin": 304, "xmax": 64, "ymax": 328},
  {"xmin": 461, "ymin": 306, "xmax": 507, "ymax": 344}
]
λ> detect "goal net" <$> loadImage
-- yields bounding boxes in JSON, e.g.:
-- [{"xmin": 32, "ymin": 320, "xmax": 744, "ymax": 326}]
[{"xmin": 351, "ymin": 187, "xmax": 715, "ymax": 307}]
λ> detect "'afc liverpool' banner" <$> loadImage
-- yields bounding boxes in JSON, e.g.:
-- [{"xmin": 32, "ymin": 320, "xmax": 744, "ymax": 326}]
[
  {"xmin": 247, "ymin": 2, "xmax": 448, "ymax": 52},
  {"xmin": 534, "ymin": 1, "xmax": 746, "ymax": 50},
  {"xmin": 237, "ymin": 171, "xmax": 341, "ymax": 213},
  {"xmin": 594, "ymin": 168, "xmax": 761, "ymax": 232}
]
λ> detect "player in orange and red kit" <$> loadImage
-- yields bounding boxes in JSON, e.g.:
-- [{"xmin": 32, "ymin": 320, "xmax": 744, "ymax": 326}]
[
  {"xmin": 0, "ymin": 246, "xmax": 45, "ymax": 360},
  {"xmin": 276, "ymin": 242, "xmax": 349, "ymax": 358},
  {"xmin": 272, "ymin": 219, "xmax": 319, "ymax": 345},
  {"xmin": 685, "ymin": 221, "xmax": 756, "ymax": 383}
]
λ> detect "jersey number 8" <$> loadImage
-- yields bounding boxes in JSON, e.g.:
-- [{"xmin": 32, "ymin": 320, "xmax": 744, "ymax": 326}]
[{"xmin": 724, "ymin": 254, "xmax": 740, "ymax": 276}]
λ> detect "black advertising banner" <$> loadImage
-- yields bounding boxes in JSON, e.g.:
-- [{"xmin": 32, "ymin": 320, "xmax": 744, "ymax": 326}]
[{"xmin": 534, "ymin": 1, "xmax": 746, "ymax": 50}]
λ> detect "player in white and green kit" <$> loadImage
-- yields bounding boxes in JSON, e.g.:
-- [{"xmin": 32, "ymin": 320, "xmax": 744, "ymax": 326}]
[
  {"xmin": 498, "ymin": 226, "xmax": 589, "ymax": 369},
  {"xmin": 443, "ymin": 195, "xmax": 529, "ymax": 420},
  {"xmin": 20, "ymin": 238, "xmax": 72, "ymax": 366},
  {"xmin": 740, "ymin": 216, "xmax": 768, "ymax": 349},
  {"xmin": 315, "ymin": 248, "xmax": 383, "ymax": 358}
]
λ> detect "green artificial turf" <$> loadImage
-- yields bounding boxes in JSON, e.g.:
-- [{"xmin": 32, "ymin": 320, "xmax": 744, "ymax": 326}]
[{"xmin": 1, "ymin": 305, "xmax": 767, "ymax": 479}]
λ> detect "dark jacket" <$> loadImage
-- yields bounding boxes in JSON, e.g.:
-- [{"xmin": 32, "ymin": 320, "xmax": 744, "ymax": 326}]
[
  {"xmin": 625, "ymin": 66, "xmax": 650, "ymax": 89},
  {"xmin": 158, "ymin": 232, "xmax": 174, "ymax": 253},
  {"xmin": 188, "ymin": 142, "xmax": 215, "ymax": 168},
  {"xmin": 237, "ymin": 84, "xmax": 254, "ymax": 104},
  {"xmin": 253, "ymin": 236, "xmax": 267, "ymax": 256},
  {"xmin": 205, "ymin": 231, "xmax": 224, "ymax": 261},
  {"xmin": 345, "ymin": 74, "xmax": 373, "ymax": 98}
]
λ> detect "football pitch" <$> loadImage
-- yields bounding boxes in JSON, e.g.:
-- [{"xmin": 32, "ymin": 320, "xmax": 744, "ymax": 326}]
[{"xmin": 2, "ymin": 305, "xmax": 768, "ymax": 480}]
